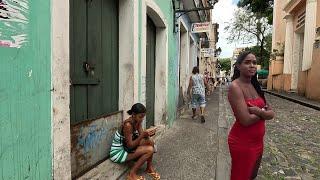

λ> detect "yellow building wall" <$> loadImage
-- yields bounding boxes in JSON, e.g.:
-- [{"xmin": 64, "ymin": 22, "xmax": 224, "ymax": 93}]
[
  {"xmin": 271, "ymin": 0, "xmax": 287, "ymax": 50},
  {"xmin": 307, "ymin": 48, "xmax": 320, "ymax": 101}
]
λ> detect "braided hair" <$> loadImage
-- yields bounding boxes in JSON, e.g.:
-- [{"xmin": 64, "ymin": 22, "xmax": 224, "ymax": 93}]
[{"xmin": 231, "ymin": 51, "xmax": 266, "ymax": 103}]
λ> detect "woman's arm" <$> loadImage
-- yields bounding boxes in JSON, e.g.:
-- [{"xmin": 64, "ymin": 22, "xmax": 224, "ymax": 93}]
[
  {"xmin": 123, "ymin": 122, "xmax": 148, "ymax": 149},
  {"xmin": 137, "ymin": 123, "xmax": 143, "ymax": 135},
  {"xmin": 248, "ymin": 103, "xmax": 275, "ymax": 120},
  {"xmin": 228, "ymin": 83, "xmax": 261, "ymax": 126}
]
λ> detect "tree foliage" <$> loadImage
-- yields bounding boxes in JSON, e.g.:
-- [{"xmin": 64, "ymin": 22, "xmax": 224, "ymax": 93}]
[
  {"xmin": 219, "ymin": 58, "xmax": 231, "ymax": 74},
  {"xmin": 244, "ymin": 33, "xmax": 272, "ymax": 69},
  {"xmin": 225, "ymin": 8, "xmax": 272, "ymax": 68},
  {"xmin": 237, "ymin": 0, "xmax": 274, "ymax": 24}
]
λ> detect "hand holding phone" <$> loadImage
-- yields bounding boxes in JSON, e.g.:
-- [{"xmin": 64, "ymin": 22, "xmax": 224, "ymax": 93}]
[{"xmin": 146, "ymin": 126, "xmax": 158, "ymax": 136}]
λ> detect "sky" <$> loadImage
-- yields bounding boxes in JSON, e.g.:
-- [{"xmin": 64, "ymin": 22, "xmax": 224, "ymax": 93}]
[{"xmin": 212, "ymin": 0, "xmax": 251, "ymax": 58}]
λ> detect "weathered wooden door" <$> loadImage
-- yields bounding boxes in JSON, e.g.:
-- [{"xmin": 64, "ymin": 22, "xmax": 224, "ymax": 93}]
[
  {"xmin": 146, "ymin": 17, "xmax": 156, "ymax": 128},
  {"xmin": 70, "ymin": 0, "xmax": 119, "ymax": 124}
]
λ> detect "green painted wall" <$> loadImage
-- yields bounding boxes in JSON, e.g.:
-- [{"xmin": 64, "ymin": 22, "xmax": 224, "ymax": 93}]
[
  {"xmin": 0, "ymin": 0, "xmax": 52, "ymax": 179},
  {"xmin": 153, "ymin": 0, "xmax": 178, "ymax": 127}
]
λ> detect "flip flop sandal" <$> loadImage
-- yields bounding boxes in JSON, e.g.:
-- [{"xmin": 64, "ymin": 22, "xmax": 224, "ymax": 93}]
[
  {"xmin": 127, "ymin": 175, "xmax": 145, "ymax": 180},
  {"xmin": 146, "ymin": 172, "xmax": 160, "ymax": 180}
]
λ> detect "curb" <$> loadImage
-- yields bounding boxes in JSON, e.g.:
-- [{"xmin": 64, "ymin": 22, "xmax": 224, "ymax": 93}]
[
  {"xmin": 215, "ymin": 87, "xmax": 232, "ymax": 180},
  {"xmin": 264, "ymin": 90, "xmax": 320, "ymax": 111}
]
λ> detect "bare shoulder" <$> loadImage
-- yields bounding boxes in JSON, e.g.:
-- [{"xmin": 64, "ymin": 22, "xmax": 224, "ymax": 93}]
[
  {"xmin": 123, "ymin": 119, "xmax": 132, "ymax": 128},
  {"xmin": 228, "ymin": 80, "xmax": 240, "ymax": 92},
  {"xmin": 228, "ymin": 80, "xmax": 243, "ymax": 97}
]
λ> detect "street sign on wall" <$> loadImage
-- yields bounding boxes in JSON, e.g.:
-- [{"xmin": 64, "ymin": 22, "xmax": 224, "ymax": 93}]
[
  {"xmin": 201, "ymin": 48, "xmax": 214, "ymax": 57},
  {"xmin": 191, "ymin": 22, "xmax": 211, "ymax": 33}
]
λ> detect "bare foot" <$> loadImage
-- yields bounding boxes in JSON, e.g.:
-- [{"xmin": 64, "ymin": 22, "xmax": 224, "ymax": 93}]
[
  {"xmin": 145, "ymin": 165, "xmax": 155, "ymax": 173},
  {"xmin": 145, "ymin": 166, "xmax": 160, "ymax": 180}
]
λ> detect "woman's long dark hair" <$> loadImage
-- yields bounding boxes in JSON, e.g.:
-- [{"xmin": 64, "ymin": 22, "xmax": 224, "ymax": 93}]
[{"xmin": 232, "ymin": 51, "xmax": 266, "ymax": 102}]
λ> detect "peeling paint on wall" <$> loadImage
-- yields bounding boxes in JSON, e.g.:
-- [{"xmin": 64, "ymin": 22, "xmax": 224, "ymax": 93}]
[
  {"xmin": 71, "ymin": 112, "xmax": 122, "ymax": 178},
  {"xmin": 77, "ymin": 125, "xmax": 107, "ymax": 153},
  {"xmin": 0, "ymin": 0, "xmax": 28, "ymax": 48}
]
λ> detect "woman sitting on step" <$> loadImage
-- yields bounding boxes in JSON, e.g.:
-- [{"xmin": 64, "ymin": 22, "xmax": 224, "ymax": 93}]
[{"xmin": 110, "ymin": 103, "xmax": 160, "ymax": 180}]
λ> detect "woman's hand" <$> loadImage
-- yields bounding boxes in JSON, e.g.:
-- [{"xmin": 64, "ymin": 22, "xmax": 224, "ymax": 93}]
[
  {"xmin": 248, "ymin": 106, "xmax": 262, "ymax": 116},
  {"xmin": 247, "ymin": 102, "xmax": 275, "ymax": 120},
  {"xmin": 142, "ymin": 131, "xmax": 150, "ymax": 138},
  {"xmin": 145, "ymin": 128, "xmax": 156, "ymax": 137}
]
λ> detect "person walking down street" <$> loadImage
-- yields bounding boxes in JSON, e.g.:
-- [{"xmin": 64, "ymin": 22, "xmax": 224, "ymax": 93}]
[
  {"xmin": 227, "ymin": 52, "xmax": 275, "ymax": 180},
  {"xmin": 110, "ymin": 103, "xmax": 160, "ymax": 180},
  {"xmin": 226, "ymin": 76, "xmax": 231, "ymax": 86},
  {"xmin": 187, "ymin": 66, "xmax": 209, "ymax": 123}
]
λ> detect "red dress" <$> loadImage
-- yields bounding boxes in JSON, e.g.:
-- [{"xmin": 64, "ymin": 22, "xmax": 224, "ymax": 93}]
[{"xmin": 228, "ymin": 97, "xmax": 266, "ymax": 180}]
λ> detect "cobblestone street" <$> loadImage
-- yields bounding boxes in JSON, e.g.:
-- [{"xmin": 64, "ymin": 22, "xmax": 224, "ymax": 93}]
[{"xmin": 257, "ymin": 94, "xmax": 320, "ymax": 179}]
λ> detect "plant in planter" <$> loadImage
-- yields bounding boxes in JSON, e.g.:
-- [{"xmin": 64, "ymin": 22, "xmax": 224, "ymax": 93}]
[{"xmin": 271, "ymin": 42, "xmax": 284, "ymax": 61}]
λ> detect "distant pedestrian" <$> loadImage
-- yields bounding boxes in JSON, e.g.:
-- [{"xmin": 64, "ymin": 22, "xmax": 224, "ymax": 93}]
[
  {"xmin": 226, "ymin": 76, "xmax": 231, "ymax": 86},
  {"xmin": 187, "ymin": 66, "xmax": 209, "ymax": 123},
  {"xmin": 110, "ymin": 103, "xmax": 160, "ymax": 180},
  {"xmin": 228, "ymin": 52, "xmax": 275, "ymax": 180}
]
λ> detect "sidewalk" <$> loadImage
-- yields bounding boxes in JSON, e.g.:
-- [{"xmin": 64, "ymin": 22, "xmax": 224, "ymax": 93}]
[
  {"xmin": 264, "ymin": 90, "xmax": 320, "ymax": 111},
  {"xmin": 119, "ymin": 88, "xmax": 232, "ymax": 180},
  {"xmin": 78, "ymin": 88, "xmax": 233, "ymax": 180}
]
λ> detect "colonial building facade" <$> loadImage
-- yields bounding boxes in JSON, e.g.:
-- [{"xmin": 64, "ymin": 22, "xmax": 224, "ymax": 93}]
[
  {"xmin": 0, "ymin": 0, "xmax": 219, "ymax": 179},
  {"xmin": 268, "ymin": 0, "xmax": 320, "ymax": 102}
]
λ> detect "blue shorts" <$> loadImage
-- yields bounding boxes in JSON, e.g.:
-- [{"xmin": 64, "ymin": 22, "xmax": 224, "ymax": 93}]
[{"xmin": 191, "ymin": 94, "xmax": 206, "ymax": 108}]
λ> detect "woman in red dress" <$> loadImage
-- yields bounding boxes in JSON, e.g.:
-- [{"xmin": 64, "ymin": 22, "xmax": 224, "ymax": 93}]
[{"xmin": 228, "ymin": 52, "xmax": 275, "ymax": 180}]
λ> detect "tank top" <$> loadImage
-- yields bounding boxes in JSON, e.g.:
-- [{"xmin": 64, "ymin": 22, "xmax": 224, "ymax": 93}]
[{"xmin": 191, "ymin": 74, "xmax": 205, "ymax": 95}]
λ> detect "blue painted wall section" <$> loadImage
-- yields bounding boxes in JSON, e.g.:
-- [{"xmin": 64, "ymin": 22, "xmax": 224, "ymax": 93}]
[{"xmin": 77, "ymin": 125, "xmax": 107, "ymax": 153}]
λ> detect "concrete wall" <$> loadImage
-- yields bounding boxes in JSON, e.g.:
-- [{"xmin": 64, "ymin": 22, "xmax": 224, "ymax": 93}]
[
  {"xmin": 272, "ymin": 75, "xmax": 284, "ymax": 91},
  {"xmin": 119, "ymin": 0, "xmax": 138, "ymax": 119},
  {"xmin": 307, "ymin": 2, "xmax": 320, "ymax": 101},
  {"xmin": 271, "ymin": 58, "xmax": 284, "ymax": 75},
  {"xmin": 52, "ymin": 0, "xmax": 71, "ymax": 179},
  {"xmin": 302, "ymin": 0, "xmax": 317, "ymax": 71},
  {"xmin": 267, "ymin": 75, "xmax": 273, "ymax": 90},
  {"xmin": 150, "ymin": 0, "xmax": 178, "ymax": 126},
  {"xmin": 0, "ymin": 0, "xmax": 52, "ymax": 179},
  {"xmin": 144, "ymin": 0, "xmax": 169, "ymax": 126},
  {"xmin": 307, "ymin": 48, "xmax": 320, "ymax": 101},
  {"xmin": 179, "ymin": 19, "xmax": 189, "ymax": 102},
  {"xmin": 318, "ymin": 0, "xmax": 320, "ymax": 25},
  {"xmin": 271, "ymin": 0, "xmax": 287, "ymax": 50},
  {"xmin": 283, "ymin": 74, "xmax": 292, "ymax": 91},
  {"xmin": 297, "ymin": 70, "xmax": 308, "ymax": 95},
  {"xmin": 189, "ymin": 37, "xmax": 197, "ymax": 74}
]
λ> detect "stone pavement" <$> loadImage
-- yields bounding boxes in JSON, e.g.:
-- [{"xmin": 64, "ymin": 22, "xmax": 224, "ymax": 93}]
[
  {"xmin": 257, "ymin": 94, "xmax": 320, "ymax": 180},
  {"xmin": 78, "ymin": 86, "xmax": 320, "ymax": 180},
  {"xmin": 78, "ymin": 87, "xmax": 233, "ymax": 180},
  {"xmin": 216, "ymin": 87, "xmax": 232, "ymax": 180},
  {"xmin": 118, "ymin": 88, "xmax": 232, "ymax": 180},
  {"xmin": 264, "ymin": 90, "xmax": 320, "ymax": 111}
]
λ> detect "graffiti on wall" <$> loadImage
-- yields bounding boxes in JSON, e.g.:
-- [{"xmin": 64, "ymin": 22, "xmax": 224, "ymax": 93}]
[
  {"xmin": 0, "ymin": 0, "xmax": 28, "ymax": 48},
  {"xmin": 77, "ymin": 125, "xmax": 107, "ymax": 153}
]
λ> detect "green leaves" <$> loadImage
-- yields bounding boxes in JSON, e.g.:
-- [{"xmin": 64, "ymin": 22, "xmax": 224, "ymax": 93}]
[{"xmin": 237, "ymin": 0, "xmax": 274, "ymax": 24}]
